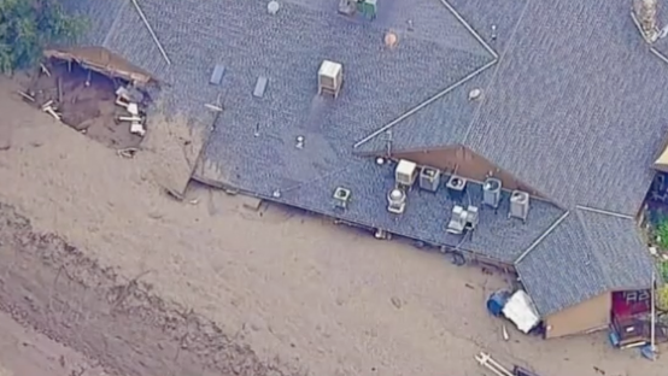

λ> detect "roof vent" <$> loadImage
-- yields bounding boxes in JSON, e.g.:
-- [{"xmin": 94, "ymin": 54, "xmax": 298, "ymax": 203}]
[
  {"xmin": 482, "ymin": 177, "xmax": 502, "ymax": 208},
  {"xmin": 295, "ymin": 135, "xmax": 305, "ymax": 149},
  {"xmin": 419, "ymin": 166, "xmax": 441, "ymax": 192},
  {"xmin": 509, "ymin": 190, "xmax": 530, "ymax": 222},
  {"xmin": 395, "ymin": 159, "xmax": 418, "ymax": 187},
  {"xmin": 333, "ymin": 187, "xmax": 351, "ymax": 209},
  {"xmin": 446, "ymin": 175, "xmax": 467, "ymax": 202},
  {"xmin": 468, "ymin": 88, "xmax": 482, "ymax": 101},
  {"xmin": 318, "ymin": 60, "xmax": 343, "ymax": 98},
  {"xmin": 447, "ymin": 205, "xmax": 479, "ymax": 235},
  {"xmin": 634, "ymin": 0, "xmax": 659, "ymax": 42},
  {"xmin": 268, "ymin": 1, "xmax": 280, "ymax": 14},
  {"xmin": 384, "ymin": 30, "xmax": 398, "ymax": 48},
  {"xmin": 387, "ymin": 187, "xmax": 407, "ymax": 214}
]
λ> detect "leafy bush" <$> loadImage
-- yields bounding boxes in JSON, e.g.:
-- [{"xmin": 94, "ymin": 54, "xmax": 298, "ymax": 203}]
[
  {"xmin": 658, "ymin": 285, "xmax": 668, "ymax": 312},
  {"xmin": 661, "ymin": 261, "xmax": 668, "ymax": 282},
  {"xmin": 655, "ymin": 218, "xmax": 668, "ymax": 250},
  {"xmin": 0, "ymin": 0, "xmax": 84, "ymax": 73}
]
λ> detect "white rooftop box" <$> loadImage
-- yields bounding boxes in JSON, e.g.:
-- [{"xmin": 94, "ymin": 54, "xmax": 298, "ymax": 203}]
[
  {"xmin": 395, "ymin": 159, "xmax": 417, "ymax": 187},
  {"xmin": 318, "ymin": 60, "xmax": 343, "ymax": 98}
]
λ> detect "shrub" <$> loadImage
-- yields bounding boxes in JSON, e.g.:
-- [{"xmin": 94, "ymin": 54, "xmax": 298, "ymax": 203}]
[{"xmin": 0, "ymin": 0, "xmax": 84, "ymax": 73}]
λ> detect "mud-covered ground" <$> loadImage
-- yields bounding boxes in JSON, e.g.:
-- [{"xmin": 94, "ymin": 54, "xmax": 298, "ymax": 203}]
[
  {"xmin": 0, "ymin": 75, "xmax": 665, "ymax": 376},
  {"xmin": 0, "ymin": 203, "xmax": 299, "ymax": 376}
]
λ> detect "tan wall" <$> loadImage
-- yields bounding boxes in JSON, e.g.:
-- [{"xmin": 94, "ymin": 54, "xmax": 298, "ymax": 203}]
[
  {"xmin": 392, "ymin": 145, "xmax": 546, "ymax": 198},
  {"xmin": 544, "ymin": 292, "xmax": 611, "ymax": 338}
]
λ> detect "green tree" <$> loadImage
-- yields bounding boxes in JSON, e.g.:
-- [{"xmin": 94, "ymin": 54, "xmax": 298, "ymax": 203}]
[{"xmin": 0, "ymin": 0, "xmax": 83, "ymax": 73}]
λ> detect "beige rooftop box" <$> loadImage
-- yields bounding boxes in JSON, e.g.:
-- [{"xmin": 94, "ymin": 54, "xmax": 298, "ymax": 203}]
[{"xmin": 318, "ymin": 60, "xmax": 343, "ymax": 98}]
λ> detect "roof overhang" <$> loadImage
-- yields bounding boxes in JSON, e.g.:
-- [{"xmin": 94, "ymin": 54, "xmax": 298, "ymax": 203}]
[
  {"xmin": 654, "ymin": 144, "xmax": 668, "ymax": 173},
  {"xmin": 43, "ymin": 46, "xmax": 156, "ymax": 87}
]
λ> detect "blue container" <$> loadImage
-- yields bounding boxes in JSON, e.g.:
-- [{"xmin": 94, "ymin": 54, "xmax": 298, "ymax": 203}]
[
  {"xmin": 486, "ymin": 290, "xmax": 511, "ymax": 317},
  {"xmin": 608, "ymin": 329, "xmax": 620, "ymax": 348}
]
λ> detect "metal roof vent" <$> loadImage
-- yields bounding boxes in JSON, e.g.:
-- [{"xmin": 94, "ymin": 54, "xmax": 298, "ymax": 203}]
[
  {"xmin": 482, "ymin": 177, "xmax": 502, "ymax": 208},
  {"xmin": 318, "ymin": 60, "xmax": 343, "ymax": 98},
  {"xmin": 384, "ymin": 30, "xmax": 398, "ymax": 48},
  {"xmin": 375, "ymin": 157, "xmax": 385, "ymax": 165},
  {"xmin": 419, "ymin": 166, "xmax": 441, "ymax": 192},
  {"xmin": 509, "ymin": 190, "xmax": 530, "ymax": 222},
  {"xmin": 295, "ymin": 135, "xmax": 305, "ymax": 149},
  {"xmin": 634, "ymin": 0, "xmax": 659, "ymax": 42},
  {"xmin": 468, "ymin": 88, "xmax": 482, "ymax": 101},
  {"xmin": 446, "ymin": 175, "xmax": 467, "ymax": 201},
  {"xmin": 268, "ymin": 1, "xmax": 280, "ymax": 14},
  {"xmin": 333, "ymin": 187, "xmax": 351, "ymax": 209},
  {"xmin": 387, "ymin": 187, "xmax": 407, "ymax": 214},
  {"xmin": 395, "ymin": 159, "xmax": 418, "ymax": 187}
]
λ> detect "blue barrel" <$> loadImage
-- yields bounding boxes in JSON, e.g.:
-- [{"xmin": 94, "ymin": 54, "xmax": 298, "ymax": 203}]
[{"xmin": 487, "ymin": 290, "xmax": 511, "ymax": 317}]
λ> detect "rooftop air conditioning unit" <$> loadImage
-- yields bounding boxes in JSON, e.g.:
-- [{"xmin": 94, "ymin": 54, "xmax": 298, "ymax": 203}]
[
  {"xmin": 446, "ymin": 175, "xmax": 467, "ymax": 202},
  {"xmin": 465, "ymin": 205, "xmax": 479, "ymax": 231},
  {"xmin": 318, "ymin": 60, "xmax": 343, "ymax": 98},
  {"xmin": 333, "ymin": 187, "xmax": 351, "ymax": 209},
  {"xmin": 509, "ymin": 190, "xmax": 530, "ymax": 222},
  {"xmin": 419, "ymin": 166, "xmax": 441, "ymax": 192},
  {"xmin": 447, "ymin": 205, "xmax": 467, "ymax": 234},
  {"xmin": 482, "ymin": 177, "xmax": 502, "ymax": 208},
  {"xmin": 387, "ymin": 187, "xmax": 407, "ymax": 214},
  {"xmin": 395, "ymin": 159, "xmax": 418, "ymax": 187},
  {"xmin": 446, "ymin": 205, "xmax": 479, "ymax": 235}
]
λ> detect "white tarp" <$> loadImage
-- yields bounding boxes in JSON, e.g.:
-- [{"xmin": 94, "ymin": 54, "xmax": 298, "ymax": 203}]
[{"xmin": 502, "ymin": 290, "xmax": 540, "ymax": 333}]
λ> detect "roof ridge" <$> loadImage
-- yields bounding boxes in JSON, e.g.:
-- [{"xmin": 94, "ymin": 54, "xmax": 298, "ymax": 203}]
[
  {"xmin": 460, "ymin": 0, "xmax": 532, "ymax": 146},
  {"xmin": 574, "ymin": 205, "xmax": 634, "ymax": 220},
  {"xmin": 352, "ymin": 0, "xmax": 499, "ymax": 150},
  {"xmin": 514, "ymin": 210, "xmax": 570, "ymax": 265}
]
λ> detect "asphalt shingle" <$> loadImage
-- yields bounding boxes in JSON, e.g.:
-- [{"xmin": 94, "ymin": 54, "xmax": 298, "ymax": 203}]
[
  {"xmin": 516, "ymin": 208, "xmax": 654, "ymax": 317},
  {"xmin": 464, "ymin": 0, "xmax": 668, "ymax": 215}
]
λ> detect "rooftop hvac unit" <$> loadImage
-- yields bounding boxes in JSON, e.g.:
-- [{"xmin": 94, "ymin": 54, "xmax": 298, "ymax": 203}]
[
  {"xmin": 446, "ymin": 175, "xmax": 467, "ymax": 202},
  {"xmin": 446, "ymin": 205, "xmax": 479, "ymax": 235},
  {"xmin": 482, "ymin": 177, "xmax": 502, "ymax": 208},
  {"xmin": 333, "ymin": 187, "xmax": 351, "ymax": 209},
  {"xmin": 318, "ymin": 60, "xmax": 343, "ymax": 98},
  {"xmin": 395, "ymin": 159, "xmax": 418, "ymax": 187},
  {"xmin": 509, "ymin": 190, "xmax": 530, "ymax": 222},
  {"xmin": 419, "ymin": 166, "xmax": 441, "ymax": 192},
  {"xmin": 387, "ymin": 187, "xmax": 407, "ymax": 214}
]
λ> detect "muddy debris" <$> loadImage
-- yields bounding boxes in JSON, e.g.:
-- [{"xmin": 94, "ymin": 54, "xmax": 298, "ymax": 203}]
[
  {"xmin": 0, "ymin": 203, "xmax": 306, "ymax": 376},
  {"xmin": 20, "ymin": 60, "xmax": 150, "ymax": 149}
]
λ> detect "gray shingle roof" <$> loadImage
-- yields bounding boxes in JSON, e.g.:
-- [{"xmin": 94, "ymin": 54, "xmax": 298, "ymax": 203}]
[
  {"xmin": 516, "ymin": 208, "xmax": 655, "ymax": 317},
  {"xmin": 464, "ymin": 0, "xmax": 668, "ymax": 215},
  {"xmin": 67, "ymin": 0, "xmax": 658, "ymax": 315},
  {"xmin": 357, "ymin": 0, "xmax": 668, "ymax": 216}
]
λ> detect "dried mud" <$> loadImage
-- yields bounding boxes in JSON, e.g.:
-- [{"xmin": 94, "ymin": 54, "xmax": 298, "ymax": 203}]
[{"xmin": 0, "ymin": 203, "xmax": 302, "ymax": 376}]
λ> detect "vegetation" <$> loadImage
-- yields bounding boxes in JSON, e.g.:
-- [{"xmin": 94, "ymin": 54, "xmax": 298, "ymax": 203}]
[
  {"xmin": 655, "ymin": 217, "xmax": 668, "ymax": 250},
  {"xmin": 0, "ymin": 0, "xmax": 84, "ymax": 73},
  {"xmin": 658, "ymin": 285, "xmax": 668, "ymax": 312}
]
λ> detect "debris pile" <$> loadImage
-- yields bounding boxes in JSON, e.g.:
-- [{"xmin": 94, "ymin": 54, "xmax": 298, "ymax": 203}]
[
  {"xmin": 115, "ymin": 87, "xmax": 146, "ymax": 137},
  {"xmin": 18, "ymin": 60, "xmax": 149, "ymax": 147}
]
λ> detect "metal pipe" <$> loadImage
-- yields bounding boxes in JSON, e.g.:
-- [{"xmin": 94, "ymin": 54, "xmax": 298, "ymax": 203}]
[{"xmin": 651, "ymin": 271, "xmax": 656, "ymax": 356}]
